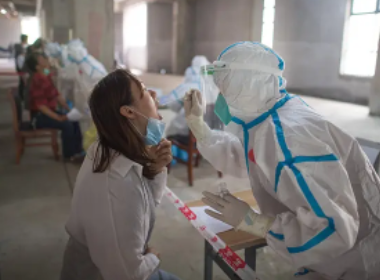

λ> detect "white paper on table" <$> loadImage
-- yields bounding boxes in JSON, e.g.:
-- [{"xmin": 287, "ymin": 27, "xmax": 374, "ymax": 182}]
[
  {"xmin": 67, "ymin": 108, "xmax": 83, "ymax": 121},
  {"xmin": 190, "ymin": 206, "xmax": 233, "ymax": 234}
]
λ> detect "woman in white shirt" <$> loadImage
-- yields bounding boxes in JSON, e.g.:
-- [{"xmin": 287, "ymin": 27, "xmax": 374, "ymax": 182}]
[{"xmin": 60, "ymin": 69, "xmax": 180, "ymax": 280}]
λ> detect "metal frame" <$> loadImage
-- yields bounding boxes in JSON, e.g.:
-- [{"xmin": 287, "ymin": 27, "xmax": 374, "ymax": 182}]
[
  {"xmin": 204, "ymin": 241, "xmax": 267, "ymax": 280},
  {"xmin": 350, "ymin": 0, "xmax": 380, "ymax": 15}
]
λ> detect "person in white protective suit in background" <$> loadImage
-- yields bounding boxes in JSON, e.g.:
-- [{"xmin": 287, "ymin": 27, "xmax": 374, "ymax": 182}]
[
  {"xmin": 46, "ymin": 39, "xmax": 107, "ymax": 114},
  {"xmin": 46, "ymin": 39, "xmax": 108, "ymax": 150},
  {"xmin": 165, "ymin": 55, "xmax": 219, "ymax": 144},
  {"xmin": 184, "ymin": 41, "xmax": 380, "ymax": 279}
]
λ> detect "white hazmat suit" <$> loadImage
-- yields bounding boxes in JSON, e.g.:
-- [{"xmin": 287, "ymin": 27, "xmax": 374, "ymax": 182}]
[
  {"xmin": 166, "ymin": 55, "xmax": 218, "ymax": 138},
  {"xmin": 45, "ymin": 40, "xmax": 108, "ymax": 147},
  {"xmin": 184, "ymin": 42, "xmax": 380, "ymax": 279},
  {"xmin": 46, "ymin": 39, "xmax": 107, "ymax": 117}
]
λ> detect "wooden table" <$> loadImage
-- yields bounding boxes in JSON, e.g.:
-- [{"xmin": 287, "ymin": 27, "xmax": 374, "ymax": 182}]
[{"xmin": 187, "ymin": 190, "xmax": 267, "ymax": 280}]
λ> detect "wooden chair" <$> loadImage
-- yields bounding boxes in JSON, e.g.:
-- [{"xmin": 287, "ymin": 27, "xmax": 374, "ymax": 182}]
[
  {"xmin": 167, "ymin": 131, "xmax": 222, "ymax": 186},
  {"xmin": 7, "ymin": 89, "xmax": 60, "ymax": 164}
]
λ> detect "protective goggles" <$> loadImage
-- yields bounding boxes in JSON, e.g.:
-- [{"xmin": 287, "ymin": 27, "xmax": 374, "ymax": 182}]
[
  {"xmin": 200, "ymin": 61, "xmax": 283, "ymax": 77},
  {"xmin": 200, "ymin": 60, "xmax": 283, "ymax": 104}
]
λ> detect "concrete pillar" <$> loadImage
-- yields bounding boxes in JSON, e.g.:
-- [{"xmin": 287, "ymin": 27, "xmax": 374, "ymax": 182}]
[
  {"xmin": 114, "ymin": 12, "xmax": 124, "ymax": 64},
  {"xmin": 147, "ymin": 2, "xmax": 174, "ymax": 73},
  {"xmin": 41, "ymin": 0, "xmax": 74, "ymax": 44},
  {"xmin": 172, "ymin": 0, "xmax": 194, "ymax": 74},
  {"xmin": 72, "ymin": 0, "xmax": 115, "ymax": 70},
  {"xmin": 42, "ymin": 0, "xmax": 114, "ymax": 71},
  {"xmin": 370, "ymin": 36, "xmax": 380, "ymax": 116},
  {"xmin": 251, "ymin": 0, "xmax": 264, "ymax": 42}
]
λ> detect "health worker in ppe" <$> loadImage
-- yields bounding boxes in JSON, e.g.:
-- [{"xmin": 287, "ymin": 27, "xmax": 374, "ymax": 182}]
[
  {"xmin": 184, "ymin": 41, "xmax": 380, "ymax": 280},
  {"xmin": 50, "ymin": 39, "xmax": 109, "ymax": 150},
  {"xmin": 165, "ymin": 55, "xmax": 219, "ymax": 144}
]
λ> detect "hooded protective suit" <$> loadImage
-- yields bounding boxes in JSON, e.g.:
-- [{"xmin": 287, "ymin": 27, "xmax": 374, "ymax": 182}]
[
  {"xmin": 46, "ymin": 39, "xmax": 108, "ymax": 150},
  {"xmin": 185, "ymin": 42, "xmax": 380, "ymax": 279},
  {"xmin": 166, "ymin": 56, "xmax": 219, "ymax": 138}
]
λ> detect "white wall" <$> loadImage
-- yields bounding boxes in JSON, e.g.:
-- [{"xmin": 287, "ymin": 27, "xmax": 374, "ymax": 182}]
[
  {"xmin": 274, "ymin": 0, "xmax": 371, "ymax": 104},
  {"xmin": 0, "ymin": 18, "xmax": 21, "ymax": 47}
]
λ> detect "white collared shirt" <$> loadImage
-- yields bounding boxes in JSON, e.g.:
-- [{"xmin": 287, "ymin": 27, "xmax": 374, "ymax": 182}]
[{"xmin": 65, "ymin": 143, "xmax": 167, "ymax": 280}]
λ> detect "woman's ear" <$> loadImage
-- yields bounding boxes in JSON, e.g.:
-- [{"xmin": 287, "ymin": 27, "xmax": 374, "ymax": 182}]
[{"xmin": 120, "ymin": 106, "xmax": 135, "ymax": 120}]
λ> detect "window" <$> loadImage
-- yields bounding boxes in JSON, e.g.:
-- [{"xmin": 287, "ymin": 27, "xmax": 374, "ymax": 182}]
[
  {"xmin": 21, "ymin": 16, "xmax": 40, "ymax": 44},
  {"xmin": 262, "ymin": 0, "xmax": 276, "ymax": 48},
  {"xmin": 340, "ymin": 0, "xmax": 380, "ymax": 77},
  {"xmin": 123, "ymin": 3, "xmax": 147, "ymax": 48}
]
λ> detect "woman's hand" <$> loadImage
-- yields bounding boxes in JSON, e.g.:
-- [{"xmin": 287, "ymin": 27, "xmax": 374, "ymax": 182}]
[
  {"xmin": 149, "ymin": 139, "xmax": 172, "ymax": 173},
  {"xmin": 38, "ymin": 105, "xmax": 67, "ymax": 122}
]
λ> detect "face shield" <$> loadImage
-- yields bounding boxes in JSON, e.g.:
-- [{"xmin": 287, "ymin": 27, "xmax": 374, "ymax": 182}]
[{"xmin": 200, "ymin": 61, "xmax": 283, "ymax": 125}]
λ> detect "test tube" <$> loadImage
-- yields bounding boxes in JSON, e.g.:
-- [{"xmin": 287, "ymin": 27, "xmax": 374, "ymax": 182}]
[{"xmin": 217, "ymin": 181, "xmax": 229, "ymax": 198}]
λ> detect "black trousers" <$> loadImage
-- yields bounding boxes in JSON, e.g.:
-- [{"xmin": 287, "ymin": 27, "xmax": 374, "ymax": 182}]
[
  {"xmin": 35, "ymin": 112, "xmax": 83, "ymax": 158},
  {"xmin": 18, "ymin": 76, "xmax": 24, "ymax": 101}
]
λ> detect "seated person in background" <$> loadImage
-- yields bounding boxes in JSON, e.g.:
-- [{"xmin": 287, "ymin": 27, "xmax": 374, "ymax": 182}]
[
  {"xmin": 166, "ymin": 56, "xmax": 220, "ymax": 145},
  {"xmin": 26, "ymin": 53, "xmax": 84, "ymax": 161},
  {"xmin": 60, "ymin": 69, "xmax": 180, "ymax": 280}
]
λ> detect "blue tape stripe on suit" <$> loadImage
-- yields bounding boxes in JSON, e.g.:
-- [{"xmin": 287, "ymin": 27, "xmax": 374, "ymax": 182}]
[
  {"xmin": 274, "ymin": 154, "xmax": 338, "ymax": 192},
  {"xmin": 268, "ymin": 230, "xmax": 285, "ymax": 241},
  {"xmin": 271, "ymin": 115, "xmax": 336, "ymax": 253}
]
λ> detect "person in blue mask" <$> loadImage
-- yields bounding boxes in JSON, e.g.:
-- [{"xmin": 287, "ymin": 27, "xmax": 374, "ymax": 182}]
[
  {"xmin": 61, "ymin": 69, "xmax": 180, "ymax": 280},
  {"xmin": 184, "ymin": 42, "xmax": 380, "ymax": 279},
  {"xmin": 26, "ymin": 53, "xmax": 84, "ymax": 161}
]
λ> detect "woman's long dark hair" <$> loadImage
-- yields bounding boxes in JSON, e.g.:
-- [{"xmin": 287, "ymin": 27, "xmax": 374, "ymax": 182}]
[{"xmin": 89, "ymin": 69, "xmax": 156, "ymax": 179}]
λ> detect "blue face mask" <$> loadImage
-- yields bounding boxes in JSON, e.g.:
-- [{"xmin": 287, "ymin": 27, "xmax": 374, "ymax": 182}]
[
  {"xmin": 144, "ymin": 117, "xmax": 166, "ymax": 146},
  {"xmin": 129, "ymin": 108, "xmax": 166, "ymax": 146},
  {"xmin": 43, "ymin": 68, "xmax": 50, "ymax": 75},
  {"xmin": 214, "ymin": 93, "xmax": 232, "ymax": 125}
]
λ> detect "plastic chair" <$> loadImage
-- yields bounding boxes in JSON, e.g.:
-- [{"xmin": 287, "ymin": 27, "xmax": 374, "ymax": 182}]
[{"xmin": 7, "ymin": 89, "xmax": 60, "ymax": 164}]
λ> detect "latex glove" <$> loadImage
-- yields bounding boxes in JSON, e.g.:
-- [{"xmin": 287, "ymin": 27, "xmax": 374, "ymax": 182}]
[
  {"xmin": 202, "ymin": 191, "xmax": 275, "ymax": 238},
  {"xmin": 184, "ymin": 89, "xmax": 203, "ymax": 118},
  {"xmin": 66, "ymin": 108, "xmax": 83, "ymax": 121},
  {"xmin": 184, "ymin": 90, "xmax": 211, "ymax": 143}
]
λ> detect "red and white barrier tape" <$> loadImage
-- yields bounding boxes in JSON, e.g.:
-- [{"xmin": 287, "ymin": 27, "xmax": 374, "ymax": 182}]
[{"xmin": 164, "ymin": 186, "xmax": 261, "ymax": 280}]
